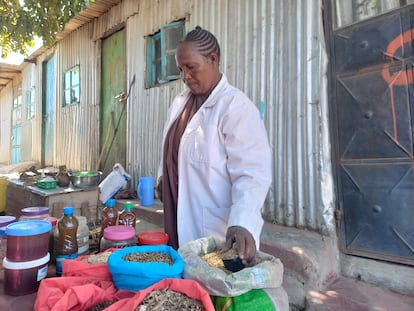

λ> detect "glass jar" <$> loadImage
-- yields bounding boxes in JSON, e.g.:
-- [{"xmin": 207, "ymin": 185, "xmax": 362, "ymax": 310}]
[
  {"xmin": 75, "ymin": 216, "xmax": 90, "ymax": 256},
  {"xmin": 100, "ymin": 225, "xmax": 136, "ymax": 252},
  {"xmin": 19, "ymin": 207, "xmax": 50, "ymax": 221}
]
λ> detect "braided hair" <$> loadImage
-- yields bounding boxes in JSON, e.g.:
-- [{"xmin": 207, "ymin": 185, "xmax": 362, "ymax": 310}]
[{"xmin": 183, "ymin": 26, "xmax": 221, "ymax": 61}]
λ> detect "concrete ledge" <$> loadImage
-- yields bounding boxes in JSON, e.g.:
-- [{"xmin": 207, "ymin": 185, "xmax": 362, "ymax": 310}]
[{"xmin": 260, "ymin": 222, "xmax": 340, "ymax": 290}]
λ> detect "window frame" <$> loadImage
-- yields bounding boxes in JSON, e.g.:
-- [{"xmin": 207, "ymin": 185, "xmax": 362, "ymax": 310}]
[
  {"xmin": 146, "ymin": 20, "xmax": 185, "ymax": 88},
  {"xmin": 26, "ymin": 86, "xmax": 35, "ymax": 120},
  {"xmin": 63, "ymin": 64, "xmax": 80, "ymax": 106}
]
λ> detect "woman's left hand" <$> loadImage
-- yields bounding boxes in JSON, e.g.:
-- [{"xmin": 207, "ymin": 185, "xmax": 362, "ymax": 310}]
[{"xmin": 225, "ymin": 226, "xmax": 256, "ymax": 265}]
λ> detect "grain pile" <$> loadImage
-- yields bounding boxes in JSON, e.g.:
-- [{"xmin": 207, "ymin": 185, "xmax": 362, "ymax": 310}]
[
  {"xmin": 83, "ymin": 251, "xmax": 112, "ymax": 264},
  {"xmin": 201, "ymin": 248, "xmax": 262, "ymax": 273},
  {"xmin": 135, "ymin": 288, "xmax": 204, "ymax": 311},
  {"xmin": 123, "ymin": 252, "xmax": 173, "ymax": 265}
]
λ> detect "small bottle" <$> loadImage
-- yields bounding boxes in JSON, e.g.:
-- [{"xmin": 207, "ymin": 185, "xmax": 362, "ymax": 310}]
[
  {"xmin": 98, "ymin": 199, "xmax": 118, "ymax": 252},
  {"xmin": 100, "ymin": 225, "xmax": 136, "ymax": 251},
  {"xmin": 55, "ymin": 206, "xmax": 79, "ymax": 276},
  {"xmin": 118, "ymin": 202, "xmax": 136, "ymax": 229}
]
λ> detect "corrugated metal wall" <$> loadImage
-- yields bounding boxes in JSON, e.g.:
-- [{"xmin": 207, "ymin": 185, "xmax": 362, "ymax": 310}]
[
  {"xmin": 0, "ymin": 84, "xmax": 13, "ymax": 164},
  {"xmin": 123, "ymin": 0, "xmax": 335, "ymax": 234},
  {"xmin": 53, "ymin": 24, "xmax": 100, "ymax": 170}
]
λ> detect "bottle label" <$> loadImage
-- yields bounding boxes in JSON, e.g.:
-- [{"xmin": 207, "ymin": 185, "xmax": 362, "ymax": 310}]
[
  {"xmin": 56, "ymin": 253, "xmax": 78, "ymax": 275},
  {"xmin": 37, "ymin": 265, "xmax": 48, "ymax": 281}
]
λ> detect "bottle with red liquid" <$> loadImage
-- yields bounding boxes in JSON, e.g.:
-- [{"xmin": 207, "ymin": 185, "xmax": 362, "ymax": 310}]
[{"xmin": 118, "ymin": 202, "xmax": 136, "ymax": 229}]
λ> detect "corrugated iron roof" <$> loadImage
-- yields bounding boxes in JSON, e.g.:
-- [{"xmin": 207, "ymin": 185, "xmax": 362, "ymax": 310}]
[{"xmin": 0, "ymin": 63, "xmax": 22, "ymax": 93}]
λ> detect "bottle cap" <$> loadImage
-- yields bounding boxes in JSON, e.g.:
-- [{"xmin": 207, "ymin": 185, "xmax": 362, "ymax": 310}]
[
  {"xmin": 124, "ymin": 202, "xmax": 133, "ymax": 211},
  {"xmin": 63, "ymin": 206, "xmax": 75, "ymax": 215},
  {"xmin": 106, "ymin": 198, "xmax": 116, "ymax": 208}
]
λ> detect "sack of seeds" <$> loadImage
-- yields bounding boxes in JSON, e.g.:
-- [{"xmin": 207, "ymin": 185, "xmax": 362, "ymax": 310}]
[
  {"xmin": 61, "ymin": 249, "xmax": 116, "ymax": 281},
  {"xmin": 103, "ymin": 278, "xmax": 215, "ymax": 311},
  {"xmin": 178, "ymin": 236, "xmax": 284, "ymax": 297},
  {"xmin": 108, "ymin": 245, "xmax": 184, "ymax": 291},
  {"xmin": 34, "ymin": 276, "xmax": 125, "ymax": 311}
]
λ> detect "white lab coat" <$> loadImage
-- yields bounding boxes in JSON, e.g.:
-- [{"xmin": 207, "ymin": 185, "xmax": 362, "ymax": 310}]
[{"xmin": 158, "ymin": 74, "xmax": 271, "ymax": 248}]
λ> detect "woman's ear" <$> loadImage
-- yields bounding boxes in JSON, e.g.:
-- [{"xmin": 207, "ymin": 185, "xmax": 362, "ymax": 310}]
[{"xmin": 209, "ymin": 52, "xmax": 219, "ymax": 65}]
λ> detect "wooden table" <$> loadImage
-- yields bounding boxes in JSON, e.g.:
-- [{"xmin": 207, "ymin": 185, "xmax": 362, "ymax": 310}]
[{"xmin": 6, "ymin": 179, "xmax": 100, "ymax": 222}]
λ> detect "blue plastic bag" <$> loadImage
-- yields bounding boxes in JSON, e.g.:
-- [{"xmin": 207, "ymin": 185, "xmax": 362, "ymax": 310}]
[{"xmin": 108, "ymin": 245, "xmax": 184, "ymax": 291}]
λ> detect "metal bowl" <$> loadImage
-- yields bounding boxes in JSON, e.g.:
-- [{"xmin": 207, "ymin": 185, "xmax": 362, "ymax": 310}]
[{"xmin": 69, "ymin": 171, "xmax": 102, "ymax": 188}]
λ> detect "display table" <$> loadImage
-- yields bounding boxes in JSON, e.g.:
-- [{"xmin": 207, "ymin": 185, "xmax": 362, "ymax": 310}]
[{"xmin": 6, "ymin": 179, "xmax": 100, "ymax": 222}]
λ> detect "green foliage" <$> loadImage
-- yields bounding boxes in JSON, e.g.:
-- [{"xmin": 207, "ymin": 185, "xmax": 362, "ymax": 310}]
[{"xmin": 0, "ymin": 0, "xmax": 93, "ymax": 57}]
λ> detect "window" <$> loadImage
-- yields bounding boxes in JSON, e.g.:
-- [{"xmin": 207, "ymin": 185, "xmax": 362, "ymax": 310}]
[
  {"xmin": 26, "ymin": 87, "xmax": 35, "ymax": 119},
  {"xmin": 64, "ymin": 65, "xmax": 80, "ymax": 106},
  {"xmin": 146, "ymin": 20, "xmax": 185, "ymax": 88},
  {"xmin": 334, "ymin": 0, "xmax": 414, "ymax": 29}
]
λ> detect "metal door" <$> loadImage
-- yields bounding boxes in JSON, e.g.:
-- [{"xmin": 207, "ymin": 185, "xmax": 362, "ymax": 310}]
[
  {"xmin": 42, "ymin": 54, "xmax": 56, "ymax": 167},
  {"xmin": 329, "ymin": 7, "xmax": 414, "ymax": 265},
  {"xmin": 99, "ymin": 29, "xmax": 127, "ymax": 178}
]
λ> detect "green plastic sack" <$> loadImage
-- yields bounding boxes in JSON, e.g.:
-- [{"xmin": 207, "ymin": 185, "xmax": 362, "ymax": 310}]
[
  {"xmin": 211, "ymin": 289, "xmax": 276, "ymax": 311},
  {"xmin": 178, "ymin": 236, "xmax": 284, "ymax": 297}
]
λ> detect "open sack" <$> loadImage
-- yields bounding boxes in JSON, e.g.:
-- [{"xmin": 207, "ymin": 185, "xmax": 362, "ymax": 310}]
[
  {"xmin": 34, "ymin": 276, "xmax": 132, "ymax": 311},
  {"xmin": 104, "ymin": 278, "xmax": 215, "ymax": 311},
  {"xmin": 178, "ymin": 236, "xmax": 284, "ymax": 297}
]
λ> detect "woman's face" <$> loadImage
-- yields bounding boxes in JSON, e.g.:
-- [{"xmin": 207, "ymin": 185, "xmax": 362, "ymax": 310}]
[{"xmin": 175, "ymin": 41, "xmax": 220, "ymax": 95}]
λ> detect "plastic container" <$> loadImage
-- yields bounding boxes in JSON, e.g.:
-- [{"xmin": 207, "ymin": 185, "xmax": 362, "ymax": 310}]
[
  {"xmin": 6, "ymin": 220, "xmax": 52, "ymax": 262},
  {"xmin": 76, "ymin": 216, "xmax": 90, "ymax": 256},
  {"xmin": 0, "ymin": 177, "xmax": 7, "ymax": 213},
  {"xmin": 19, "ymin": 206, "xmax": 50, "ymax": 221},
  {"xmin": 55, "ymin": 207, "xmax": 79, "ymax": 275},
  {"xmin": 138, "ymin": 231, "xmax": 169, "ymax": 245},
  {"xmin": 0, "ymin": 216, "xmax": 17, "ymax": 268},
  {"xmin": 118, "ymin": 202, "xmax": 136, "ymax": 229},
  {"xmin": 99, "ymin": 198, "xmax": 118, "ymax": 251},
  {"xmin": 3, "ymin": 252, "xmax": 50, "ymax": 296},
  {"xmin": 100, "ymin": 225, "xmax": 136, "ymax": 251}
]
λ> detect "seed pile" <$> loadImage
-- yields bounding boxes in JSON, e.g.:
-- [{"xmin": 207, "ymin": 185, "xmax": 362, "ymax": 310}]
[
  {"xmin": 85, "ymin": 300, "xmax": 115, "ymax": 311},
  {"xmin": 135, "ymin": 288, "xmax": 204, "ymax": 311},
  {"xmin": 201, "ymin": 248, "xmax": 262, "ymax": 273},
  {"xmin": 84, "ymin": 251, "xmax": 112, "ymax": 264},
  {"xmin": 123, "ymin": 252, "xmax": 173, "ymax": 265}
]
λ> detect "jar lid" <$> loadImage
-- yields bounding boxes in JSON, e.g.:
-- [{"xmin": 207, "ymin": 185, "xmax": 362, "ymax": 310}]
[
  {"xmin": 21, "ymin": 207, "xmax": 49, "ymax": 216},
  {"xmin": 3, "ymin": 252, "xmax": 50, "ymax": 270},
  {"xmin": 104, "ymin": 225, "xmax": 135, "ymax": 241},
  {"xmin": 138, "ymin": 231, "xmax": 169, "ymax": 245},
  {"xmin": 6, "ymin": 220, "xmax": 52, "ymax": 236},
  {"xmin": 0, "ymin": 215, "xmax": 16, "ymax": 228}
]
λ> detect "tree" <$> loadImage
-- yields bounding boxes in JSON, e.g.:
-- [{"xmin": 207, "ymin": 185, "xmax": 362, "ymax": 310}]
[{"xmin": 0, "ymin": 0, "xmax": 93, "ymax": 58}]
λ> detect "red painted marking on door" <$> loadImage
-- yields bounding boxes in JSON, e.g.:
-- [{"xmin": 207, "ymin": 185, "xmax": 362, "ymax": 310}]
[{"xmin": 381, "ymin": 29, "xmax": 414, "ymax": 140}]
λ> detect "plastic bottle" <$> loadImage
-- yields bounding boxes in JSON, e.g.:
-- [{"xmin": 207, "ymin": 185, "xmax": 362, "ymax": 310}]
[
  {"xmin": 118, "ymin": 202, "xmax": 136, "ymax": 229},
  {"xmin": 76, "ymin": 216, "xmax": 90, "ymax": 256},
  {"xmin": 55, "ymin": 206, "xmax": 78, "ymax": 276},
  {"xmin": 98, "ymin": 198, "xmax": 118, "ymax": 251}
]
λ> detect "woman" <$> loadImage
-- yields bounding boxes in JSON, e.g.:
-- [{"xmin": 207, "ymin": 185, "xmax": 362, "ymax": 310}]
[{"xmin": 158, "ymin": 26, "xmax": 271, "ymax": 265}]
